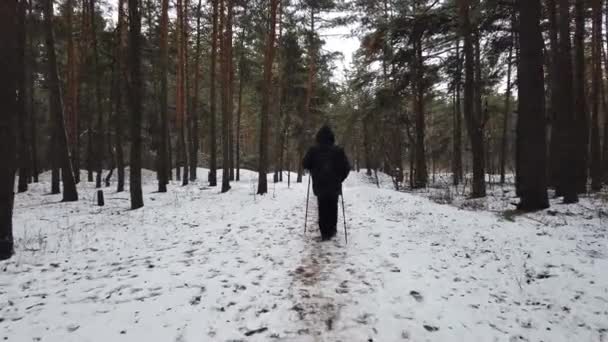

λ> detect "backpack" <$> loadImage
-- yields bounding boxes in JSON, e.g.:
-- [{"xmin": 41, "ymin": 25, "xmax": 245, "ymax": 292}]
[{"xmin": 314, "ymin": 149, "xmax": 338, "ymax": 189}]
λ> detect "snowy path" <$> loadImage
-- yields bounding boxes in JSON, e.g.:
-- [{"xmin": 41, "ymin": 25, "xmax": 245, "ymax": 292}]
[{"xmin": 1, "ymin": 170, "xmax": 607, "ymax": 341}]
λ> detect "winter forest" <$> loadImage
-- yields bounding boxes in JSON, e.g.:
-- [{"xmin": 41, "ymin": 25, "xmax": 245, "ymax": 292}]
[{"xmin": 1, "ymin": 0, "xmax": 607, "ymax": 340}]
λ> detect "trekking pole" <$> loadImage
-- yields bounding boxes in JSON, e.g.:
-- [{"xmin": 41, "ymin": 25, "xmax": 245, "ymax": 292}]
[
  {"xmin": 304, "ymin": 174, "xmax": 311, "ymax": 233},
  {"xmin": 341, "ymin": 191, "xmax": 348, "ymax": 244}
]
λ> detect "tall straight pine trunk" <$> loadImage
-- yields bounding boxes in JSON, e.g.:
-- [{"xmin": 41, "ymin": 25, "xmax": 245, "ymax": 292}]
[
  {"xmin": 43, "ymin": 0, "xmax": 78, "ymax": 202},
  {"xmin": 208, "ymin": 0, "xmax": 218, "ymax": 187},
  {"xmin": 555, "ymin": 0, "xmax": 579, "ymax": 203},
  {"xmin": 158, "ymin": 0, "xmax": 169, "ymax": 192},
  {"xmin": 257, "ymin": 0, "xmax": 279, "ymax": 195},
  {"xmin": 573, "ymin": 0, "xmax": 589, "ymax": 194},
  {"xmin": 0, "ymin": 0, "xmax": 18, "ymax": 260},
  {"xmin": 128, "ymin": 0, "xmax": 143, "ymax": 209},
  {"xmin": 590, "ymin": 0, "xmax": 603, "ymax": 191},
  {"xmin": 516, "ymin": 0, "xmax": 549, "ymax": 211}
]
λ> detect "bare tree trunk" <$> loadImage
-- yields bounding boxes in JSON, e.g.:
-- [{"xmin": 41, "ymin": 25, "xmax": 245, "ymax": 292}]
[
  {"xmin": 453, "ymin": 38, "xmax": 463, "ymax": 186},
  {"xmin": 65, "ymin": 0, "xmax": 80, "ymax": 184},
  {"xmin": 28, "ymin": 0, "xmax": 38, "ymax": 183},
  {"xmin": 157, "ymin": 0, "xmax": 169, "ymax": 192},
  {"xmin": 459, "ymin": 0, "xmax": 485, "ymax": 198},
  {"xmin": 590, "ymin": 0, "xmax": 603, "ymax": 191},
  {"xmin": 17, "ymin": 0, "xmax": 28, "ymax": 193},
  {"xmin": 128, "ymin": 0, "xmax": 143, "ymax": 209},
  {"xmin": 500, "ymin": 23, "xmax": 514, "ymax": 185},
  {"xmin": 573, "ymin": 0, "xmax": 588, "ymax": 194},
  {"xmin": 257, "ymin": 0, "xmax": 279, "ymax": 195},
  {"xmin": 114, "ymin": 0, "xmax": 127, "ymax": 192},
  {"xmin": 235, "ymin": 19, "xmax": 246, "ymax": 182},
  {"xmin": 298, "ymin": 6, "xmax": 316, "ymax": 184},
  {"xmin": 208, "ymin": 0, "xmax": 218, "ymax": 187},
  {"xmin": 176, "ymin": 0, "xmax": 189, "ymax": 186},
  {"xmin": 220, "ymin": 0, "xmax": 233, "ymax": 193},
  {"xmin": 43, "ymin": 0, "xmax": 79, "ymax": 202},
  {"xmin": 0, "ymin": 0, "xmax": 18, "ymax": 260},
  {"xmin": 86, "ymin": 0, "xmax": 105, "ymax": 189},
  {"xmin": 555, "ymin": 0, "xmax": 579, "ymax": 203},
  {"xmin": 547, "ymin": 0, "xmax": 560, "ymax": 188},
  {"xmin": 190, "ymin": 0, "xmax": 203, "ymax": 182},
  {"xmin": 412, "ymin": 32, "xmax": 427, "ymax": 189},
  {"xmin": 26, "ymin": 0, "xmax": 38, "ymax": 184},
  {"xmin": 516, "ymin": 0, "xmax": 549, "ymax": 211}
]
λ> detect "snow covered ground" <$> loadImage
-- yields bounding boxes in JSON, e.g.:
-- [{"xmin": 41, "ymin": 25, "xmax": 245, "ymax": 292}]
[{"xmin": 1, "ymin": 169, "xmax": 607, "ymax": 341}]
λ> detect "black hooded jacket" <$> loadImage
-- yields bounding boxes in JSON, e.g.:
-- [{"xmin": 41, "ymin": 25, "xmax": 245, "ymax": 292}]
[{"xmin": 302, "ymin": 126, "xmax": 351, "ymax": 196}]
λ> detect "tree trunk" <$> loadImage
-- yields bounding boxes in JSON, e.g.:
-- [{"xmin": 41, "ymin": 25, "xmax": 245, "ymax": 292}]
[
  {"xmin": 413, "ymin": 33, "xmax": 427, "ymax": 189},
  {"xmin": 299, "ymin": 6, "xmax": 316, "ymax": 184},
  {"xmin": 573, "ymin": 0, "xmax": 588, "ymax": 194},
  {"xmin": 220, "ymin": 0, "xmax": 233, "ymax": 193},
  {"xmin": 453, "ymin": 38, "xmax": 463, "ymax": 186},
  {"xmin": 128, "ymin": 0, "xmax": 143, "ymax": 209},
  {"xmin": 157, "ymin": 0, "xmax": 169, "ymax": 192},
  {"xmin": 89, "ymin": 0, "xmax": 105, "ymax": 189},
  {"xmin": 236, "ymin": 23, "xmax": 246, "ymax": 182},
  {"xmin": 257, "ymin": 0, "xmax": 279, "ymax": 195},
  {"xmin": 176, "ymin": 0, "xmax": 189, "ymax": 186},
  {"xmin": 27, "ymin": 0, "xmax": 38, "ymax": 183},
  {"xmin": 65, "ymin": 0, "xmax": 80, "ymax": 184},
  {"xmin": 208, "ymin": 0, "xmax": 218, "ymax": 187},
  {"xmin": 0, "ymin": 0, "xmax": 18, "ymax": 260},
  {"xmin": 43, "ymin": 0, "xmax": 79, "ymax": 202},
  {"xmin": 516, "ymin": 0, "xmax": 549, "ymax": 211},
  {"xmin": 547, "ymin": 0, "xmax": 560, "ymax": 188},
  {"xmin": 458, "ymin": 0, "xmax": 485, "ymax": 198},
  {"xmin": 590, "ymin": 0, "xmax": 602, "ymax": 191},
  {"xmin": 190, "ymin": 0, "xmax": 203, "ymax": 182},
  {"xmin": 17, "ymin": 0, "xmax": 28, "ymax": 193},
  {"xmin": 114, "ymin": 0, "xmax": 127, "ymax": 193},
  {"xmin": 500, "ymin": 20, "xmax": 514, "ymax": 185},
  {"xmin": 555, "ymin": 0, "xmax": 579, "ymax": 203},
  {"xmin": 26, "ymin": 1, "xmax": 39, "ymax": 183}
]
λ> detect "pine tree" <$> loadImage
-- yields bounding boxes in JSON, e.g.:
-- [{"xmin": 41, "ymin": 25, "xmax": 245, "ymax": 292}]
[
  {"xmin": 43, "ymin": 0, "xmax": 79, "ymax": 202},
  {"xmin": 516, "ymin": 0, "xmax": 549, "ymax": 211},
  {"xmin": 128, "ymin": 0, "xmax": 143, "ymax": 209}
]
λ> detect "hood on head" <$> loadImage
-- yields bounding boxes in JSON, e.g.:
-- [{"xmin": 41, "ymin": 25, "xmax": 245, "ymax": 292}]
[{"xmin": 315, "ymin": 125, "xmax": 335, "ymax": 146}]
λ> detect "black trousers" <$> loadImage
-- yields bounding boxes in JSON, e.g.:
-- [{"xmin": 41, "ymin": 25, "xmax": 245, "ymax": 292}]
[{"xmin": 317, "ymin": 194, "xmax": 338, "ymax": 239}]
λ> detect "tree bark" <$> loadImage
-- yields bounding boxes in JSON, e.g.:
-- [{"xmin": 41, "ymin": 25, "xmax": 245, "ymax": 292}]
[
  {"xmin": 257, "ymin": 0, "xmax": 279, "ymax": 195},
  {"xmin": 298, "ymin": 6, "xmax": 317, "ymax": 184},
  {"xmin": 547, "ymin": 0, "xmax": 560, "ymax": 188},
  {"xmin": 208, "ymin": 0, "xmax": 218, "ymax": 187},
  {"xmin": 590, "ymin": 0, "xmax": 602, "ymax": 191},
  {"xmin": 17, "ymin": 0, "xmax": 28, "ymax": 193},
  {"xmin": 516, "ymin": 0, "xmax": 549, "ymax": 211},
  {"xmin": 27, "ymin": 0, "xmax": 38, "ymax": 183},
  {"xmin": 157, "ymin": 0, "xmax": 169, "ymax": 192},
  {"xmin": 176, "ymin": 0, "xmax": 189, "ymax": 186},
  {"xmin": 555, "ymin": 0, "xmax": 579, "ymax": 203},
  {"xmin": 43, "ymin": 0, "xmax": 79, "ymax": 202},
  {"xmin": 458, "ymin": 0, "xmax": 485, "ymax": 198},
  {"xmin": 65, "ymin": 0, "xmax": 80, "ymax": 184},
  {"xmin": 500, "ymin": 18, "xmax": 514, "ymax": 185},
  {"xmin": 573, "ymin": 0, "xmax": 588, "ymax": 194},
  {"xmin": 453, "ymin": 38, "xmax": 463, "ymax": 186},
  {"xmin": 190, "ymin": 0, "xmax": 203, "ymax": 182},
  {"xmin": 413, "ymin": 30, "xmax": 427, "ymax": 189},
  {"xmin": 114, "ymin": 0, "xmax": 127, "ymax": 193},
  {"xmin": 128, "ymin": 0, "xmax": 143, "ymax": 209},
  {"xmin": 89, "ymin": 0, "xmax": 105, "ymax": 189},
  {"xmin": 0, "ymin": 0, "xmax": 18, "ymax": 260},
  {"xmin": 220, "ymin": 0, "xmax": 233, "ymax": 193}
]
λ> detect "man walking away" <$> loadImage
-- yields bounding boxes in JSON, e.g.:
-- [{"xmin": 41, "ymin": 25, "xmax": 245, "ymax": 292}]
[{"xmin": 303, "ymin": 125, "xmax": 351, "ymax": 241}]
